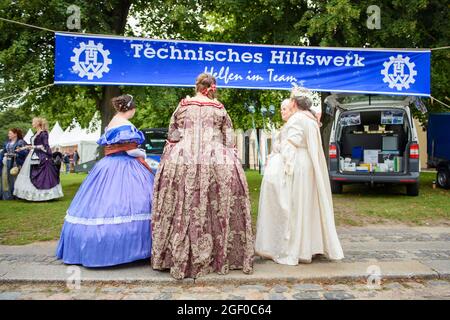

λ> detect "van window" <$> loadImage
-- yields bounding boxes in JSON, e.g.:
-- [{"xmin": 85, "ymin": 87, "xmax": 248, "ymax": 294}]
[{"xmin": 142, "ymin": 129, "xmax": 168, "ymax": 154}]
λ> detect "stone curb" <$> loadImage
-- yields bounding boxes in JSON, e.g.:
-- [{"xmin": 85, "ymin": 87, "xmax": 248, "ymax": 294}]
[{"xmin": 0, "ymin": 260, "xmax": 446, "ymax": 286}]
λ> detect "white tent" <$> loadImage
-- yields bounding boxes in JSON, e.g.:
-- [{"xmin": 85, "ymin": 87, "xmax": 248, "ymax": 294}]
[
  {"xmin": 53, "ymin": 118, "xmax": 101, "ymax": 163},
  {"xmin": 23, "ymin": 129, "xmax": 33, "ymax": 144},
  {"xmin": 49, "ymin": 121, "xmax": 64, "ymax": 146}
]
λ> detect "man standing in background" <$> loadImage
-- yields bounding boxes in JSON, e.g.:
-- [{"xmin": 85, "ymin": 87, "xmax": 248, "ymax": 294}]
[
  {"xmin": 73, "ymin": 150, "xmax": 80, "ymax": 166},
  {"xmin": 63, "ymin": 152, "xmax": 70, "ymax": 174}
]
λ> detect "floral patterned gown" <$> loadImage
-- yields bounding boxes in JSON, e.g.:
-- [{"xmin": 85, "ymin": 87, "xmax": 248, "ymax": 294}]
[{"xmin": 151, "ymin": 96, "xmax": 254, "ymax": 279}]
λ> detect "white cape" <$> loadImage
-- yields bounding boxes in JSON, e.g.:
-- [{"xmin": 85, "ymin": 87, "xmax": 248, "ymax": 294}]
[{"xmin": 255, "ymin": 111, "xmax": 344, "ymax": 265}]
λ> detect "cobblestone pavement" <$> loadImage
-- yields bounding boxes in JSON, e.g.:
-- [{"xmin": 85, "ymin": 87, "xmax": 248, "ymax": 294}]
[
  {"xmin": 0, "ymin": 279, "xmax": 449, "ymax": 300},
  {"xmin": 1, "ymin": 226, "xmax": 449, "ymax": 265},
  {"xmin": 1, "ymin": 226, "xmax": 449, "ymax": 299}
]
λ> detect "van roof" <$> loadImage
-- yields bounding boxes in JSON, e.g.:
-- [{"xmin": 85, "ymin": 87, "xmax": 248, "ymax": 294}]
[{"xmin": 327, "ymin": 94, "xmax": 412, "ymax": 111}]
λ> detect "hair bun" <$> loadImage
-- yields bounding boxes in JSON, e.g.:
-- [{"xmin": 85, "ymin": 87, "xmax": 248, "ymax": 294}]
[{"xmin": 111, "ymin": 95, "xmax": 136, "ymax": 112}]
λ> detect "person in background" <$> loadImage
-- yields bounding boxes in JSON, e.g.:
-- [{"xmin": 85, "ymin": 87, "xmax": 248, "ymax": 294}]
[
  {"xmin": 63, "ymin": 152, "xmax": 70, "ymax": 174},
  {"xmin": 13, "ymin": 117, "xmax": 63, "ymax": 201},
  {"xmin": 0, "ymin": 128, "xmax": 29, "ymax": 200},
  {"xmin": 52, "ymin": 147, "xmax": 63, "ymax": 175},
  {"xmin": 73, "ymin": 150, "xmax": 80, "ymax": 166}
]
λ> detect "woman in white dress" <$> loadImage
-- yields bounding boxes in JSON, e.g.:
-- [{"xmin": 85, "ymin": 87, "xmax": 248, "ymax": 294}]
[{"xmin": 255, "ymin": 93, "xmax": 344, "ymax": 265}]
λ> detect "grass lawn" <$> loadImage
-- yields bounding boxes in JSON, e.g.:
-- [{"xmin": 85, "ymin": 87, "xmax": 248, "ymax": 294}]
[
  {"xmin": 332, "ymin": 172, "xmax": 450, "ymax": 226},
  {"xmin": 0, "ymin": 174, "xmax": 86, "ymax": 245},
  {"xmin": 248, "ymin": 170, "xmax": 449, "ymax": 227},
  {"xmin": 0, "ymin": 171, "xmax": 448, "ymax": 245}
]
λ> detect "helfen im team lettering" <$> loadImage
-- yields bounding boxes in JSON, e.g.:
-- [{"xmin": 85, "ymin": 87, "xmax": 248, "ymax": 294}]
[{"xmin": 130, "ymin": 44, "xmax": 366, "ymax": 67}]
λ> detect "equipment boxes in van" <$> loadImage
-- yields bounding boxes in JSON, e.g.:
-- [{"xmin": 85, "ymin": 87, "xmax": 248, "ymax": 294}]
[{"xmin": 326, "ymin": 94, "xmax": 420, "ymax": 196}]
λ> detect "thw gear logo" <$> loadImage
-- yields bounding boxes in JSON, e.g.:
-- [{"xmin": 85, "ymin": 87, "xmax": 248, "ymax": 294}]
[
  {"xmin": 70, "ymin": 41, "xmax": 112, "ymax": 80},
  {"xmin": 381, "ymin": 55, "xmax": 417, "ymax": 91}
]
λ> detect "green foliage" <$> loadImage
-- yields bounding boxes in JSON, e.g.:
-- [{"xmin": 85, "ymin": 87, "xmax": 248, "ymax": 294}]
[
  {"xmin": 0, "ymin": 0, "xmax": 144, "ymax": 128},
  {"xmin": 204, "ymin": 0, "xmax": 449, "ymax": 127},
  {"xmin": 297, "ymin": 0, "xmax": 450, "ymax": 123},
  {"xmin": 0, "ymin": 107, "xmax": 32, "ymax": 143},
  {"xmin": 218, "ymin": 88, "xmax": 286, "ymax": 130},
  {"xmin": 0, "ymin": 171, "xmax": 448, "ymax": 244},
  {"xmin": 0, "ymin": 0, "xmax": 448, "ymax": 133},
  {"xmin": 131, "ymin": 86, "xmax": 192, "ymax": 129}
]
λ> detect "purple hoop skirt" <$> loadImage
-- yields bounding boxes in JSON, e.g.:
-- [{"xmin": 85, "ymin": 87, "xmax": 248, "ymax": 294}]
[{"xmin": 56, "ymin": 153, "xmax": 154, "ymax": 267}]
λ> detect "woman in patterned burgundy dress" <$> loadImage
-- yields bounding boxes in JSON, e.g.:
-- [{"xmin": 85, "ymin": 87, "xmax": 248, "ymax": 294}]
[{"xmin": 151, "ymin": 73, "xmax": 254, "ymax": 279}]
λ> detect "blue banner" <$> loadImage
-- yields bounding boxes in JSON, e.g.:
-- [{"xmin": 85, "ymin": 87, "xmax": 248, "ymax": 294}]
[{"xmin": 54, "ymin": 32, "xmax": 430, "ymax": 96}]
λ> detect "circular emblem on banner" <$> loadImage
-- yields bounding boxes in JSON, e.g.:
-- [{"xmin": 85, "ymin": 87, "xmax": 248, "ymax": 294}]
[
  {"xmin": 381, "ymin": 54, "xmax": 417, "ymax": 91},
  {"xmin": 70, "ymin": 40, "xmax": 112, "ymax": 80}
]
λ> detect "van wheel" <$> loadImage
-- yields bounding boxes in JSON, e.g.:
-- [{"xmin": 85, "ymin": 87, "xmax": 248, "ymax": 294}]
[
  {"xmin": 406, "ymin": 182, "xmax": 419, "ymax": 196},
  {"xmin": 331, "ymin": 181, "xmax": 343, "ymax": 194},
  {"xmin": 437, "ymin": 168, "xmax": 450, "ymax": 189}
]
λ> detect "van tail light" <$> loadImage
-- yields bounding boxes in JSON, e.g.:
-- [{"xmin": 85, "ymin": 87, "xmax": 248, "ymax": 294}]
[
  {"xmin": 329, "ymin": 144, "xmax": 337, "ymax": 159},
  {"xmin": 409, "ymin": 143, "xmax": 419, "ymax": 159}
]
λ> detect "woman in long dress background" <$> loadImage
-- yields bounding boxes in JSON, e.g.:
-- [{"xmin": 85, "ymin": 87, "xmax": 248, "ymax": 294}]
[
  {"xmin": 151, "ymin": 73, "xmax": 254, "ymax": 279},
  {"xmin": 13, "ymin": 118, "xmax": 63, "ymax": 201},
  {"xmin": 255, "ymin": 91, "xmax": 344, "ymax": 265}
]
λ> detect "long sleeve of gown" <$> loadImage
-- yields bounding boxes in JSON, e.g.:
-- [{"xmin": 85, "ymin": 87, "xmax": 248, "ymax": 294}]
[
  {"xmin": 221, "ymin": 112, "xmax": 236, "ymax": 149},
  {"xmin": 36, "ymin": 131, "xmax": 52, "ymax": 156},
  {"xmin": 15, "ymin": 140, "xmax": 29, "ymax": 165},
  {"xmin": 126, "ymin": 148, "xmax": 146, "ymax": 158},
  {"xmin": 167, "ymin": 105, "xmax": 181, "ymax": 143},
  {"xmin": 161, "ymin": 105, "xmax": 182, "ymax": 161},
  {"xmin": 280, "ymin": 118, "xmax": 304, "ymax": 176}
]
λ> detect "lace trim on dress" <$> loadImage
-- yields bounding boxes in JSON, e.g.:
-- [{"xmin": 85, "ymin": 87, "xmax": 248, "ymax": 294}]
[
  {"xmin": 64, "ymin": 212, "xmax": 151, "ymax": 225},
  {"xmin": 13, "ymin": 184, "xmax": 64, "ymax": 201},
  {"xmin": 180, "ymin": 99, "xmax": 224, "ymax": 109}
]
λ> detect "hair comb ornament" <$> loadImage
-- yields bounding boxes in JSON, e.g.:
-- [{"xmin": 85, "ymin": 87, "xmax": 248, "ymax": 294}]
[
  {"xmin": 290, "ymin": 83, "xmax": 312, "ymax": 99},
  {"xmin": 126, "ymin": 94, "xmax": 134, "ymax": 108}
]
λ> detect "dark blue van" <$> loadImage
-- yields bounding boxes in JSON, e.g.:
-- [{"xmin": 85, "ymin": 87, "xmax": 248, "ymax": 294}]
[{"xmin": 427, "ymin": 113, "xmax": 450, "ymax": 189}]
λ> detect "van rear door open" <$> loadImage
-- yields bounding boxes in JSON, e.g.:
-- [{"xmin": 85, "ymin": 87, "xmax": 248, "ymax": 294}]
[{"xmin": 327, "ymin": 94, "xmax": 420, "ymax": 196}]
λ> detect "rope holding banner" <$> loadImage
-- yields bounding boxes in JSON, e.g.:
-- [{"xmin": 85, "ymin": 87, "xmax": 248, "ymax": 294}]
[
  {"xmin": 430, "ymin": 96, "xmax": 450, "ymax": 110},
  {"xmin": 0, "ymin": 16, "xmax": 449, "ymax": 52},
  {"xmin": 0, "ymin": 15, "xmax": 447, "ymax": 104},
  {"xmin": 0, "ymin": 83, "xmax": 55, "ymax": 103},
  {"xmin": 0, "ymin": 17, "xmax": 56, "ymax": 33},
  {"xmin": 430, "ymin": 46, "xmax": 450, "ymax": 51}
]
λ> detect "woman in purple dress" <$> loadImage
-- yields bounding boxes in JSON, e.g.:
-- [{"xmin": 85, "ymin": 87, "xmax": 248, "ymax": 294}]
[
  {"xmin": 56, "ymin": 95, "xmax": 154, "ymax": 267},
  {"xmin": 14, "ymin": 118, "xmax": 63, "ymax": 201}
]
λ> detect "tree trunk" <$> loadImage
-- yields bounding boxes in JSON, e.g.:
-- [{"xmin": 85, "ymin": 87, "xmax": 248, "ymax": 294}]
[
  {"xmin": 100, "ymin": 86, "xmax": 122, "ymax": 131},
  {"xmin": 320, "ymin": 93, "xmax": 332, "ymax": 163},
  {"xmin": 97, "ymin": 0, "xmax": 132, "ymax": 156}
]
